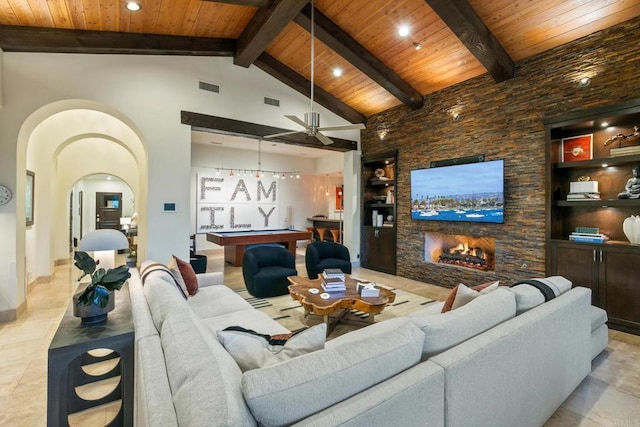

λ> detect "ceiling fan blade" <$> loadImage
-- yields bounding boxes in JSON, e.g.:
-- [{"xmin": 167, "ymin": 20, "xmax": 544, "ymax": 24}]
[
  {"xmin": 264, "ymin": 130, "xmax": 303, "ymax": 138},
  {"xmin": 317, "ymin": 123, "xmax": 366, "ymax": 131},
  {"xmin": 315, "ymin": 131, "xmax": 334, "ymax": 145},
  {"xmin": 285, "ymin": 115, "xmax": 308, "ymax": 129}
]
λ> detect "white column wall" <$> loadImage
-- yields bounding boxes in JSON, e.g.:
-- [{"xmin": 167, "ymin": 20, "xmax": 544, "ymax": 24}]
[{"xmin": 0, "ymin": 53, "xmax": 360, "ymax": 316}]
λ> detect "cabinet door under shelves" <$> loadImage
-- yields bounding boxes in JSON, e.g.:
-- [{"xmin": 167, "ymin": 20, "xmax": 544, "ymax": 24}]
[
  {"xmin": 549, "ymin": 240, "xmax": 640, "ymax": 334},
  {"xmin": 361, "ymin": 226, "xmax": 396, "ymax": 274}
]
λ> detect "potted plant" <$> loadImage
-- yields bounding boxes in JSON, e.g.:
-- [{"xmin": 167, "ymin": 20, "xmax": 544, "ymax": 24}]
[{"xmin": 73, "ymin": 251, "xmax": 131, "ymax": 324}]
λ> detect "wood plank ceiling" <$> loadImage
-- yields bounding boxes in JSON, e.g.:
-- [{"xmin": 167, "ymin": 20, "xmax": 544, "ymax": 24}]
[{"xmin": 1, "ymin": 0, "xmax": 639, "ymax": 122}]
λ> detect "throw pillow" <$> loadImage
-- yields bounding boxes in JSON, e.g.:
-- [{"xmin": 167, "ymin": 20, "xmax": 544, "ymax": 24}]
[
  {"xmin": 441, "ymin": 280, "xmax": 500, "ymax": 313},
  {"xmin": 170, "ymin": 255, "xmax": 199, "ymax": 296},
  {"xmin": 217, "ymin": 323, "xmax": 327, "ymax": 372}
]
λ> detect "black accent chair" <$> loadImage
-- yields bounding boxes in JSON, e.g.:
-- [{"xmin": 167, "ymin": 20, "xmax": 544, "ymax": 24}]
[
  {"xmin": 305, "ymin": 241, "xmax": 352, "ymax": 280},
  {"xmin": 242, "ymin": 245, "xmax": 298, "ymax": 297}
]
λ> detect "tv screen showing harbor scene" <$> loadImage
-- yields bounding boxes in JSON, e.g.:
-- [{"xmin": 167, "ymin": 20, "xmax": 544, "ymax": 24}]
[{"xmin": 411, "ymin": 159, "xmax": 504, "ymax": 223}]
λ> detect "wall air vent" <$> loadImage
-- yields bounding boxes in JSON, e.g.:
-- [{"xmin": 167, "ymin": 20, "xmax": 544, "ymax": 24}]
[
  {"xmin": 199, "ymin": 81, "xmax": 220, "ymax": 94},
  {"xmin": 264, "ymin": 97, "xmax": 280, "ymax": 107}
]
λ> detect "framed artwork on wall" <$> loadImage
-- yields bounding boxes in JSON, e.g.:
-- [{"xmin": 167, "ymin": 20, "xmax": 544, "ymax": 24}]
[
  {"xmin": 335, "ymin": 186, "xmax": 343, "ymax": 211},
  {"xmin": 561, "ymin": 134, "xmax": 593, "ymax": 162},
  {"xmin": 26, "ymin": 170, "xmax": 34, "ymax": 226}
]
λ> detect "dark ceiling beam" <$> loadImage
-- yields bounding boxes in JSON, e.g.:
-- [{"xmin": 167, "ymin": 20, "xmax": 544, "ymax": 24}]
[
  {"xmin": 234, "ymin": 0, "xmax": 308, "ymax": 67},
  {"xmin": 201, "ymin": 0, "xmax": 272, "ymax": 7},
  {"xmin": 0, "ymin": 25, "xmax": 235, "ymax": 56},
  {"xmin": 181, "ymin": 111, "xmax": 357, "ymax": 152},
  {"xmin": 295, "ymin": 4, "xmax": 423, "ymax": 110},
  {"xmin": 255, "ymin": 53, "xmax": 366, "ymax": 124},
  {"xmin": 424, "ymin": 0, "xmax": 514, "ymax": 82}
]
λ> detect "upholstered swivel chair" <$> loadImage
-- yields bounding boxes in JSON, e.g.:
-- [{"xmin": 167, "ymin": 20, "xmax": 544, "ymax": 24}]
[
  {"xmin": 305, "ymin": 241, "xmax": 352, "ymax": 280},
  {"xmin": 242, "ymin": 245, "xmax": 298, "ymax": 297}
]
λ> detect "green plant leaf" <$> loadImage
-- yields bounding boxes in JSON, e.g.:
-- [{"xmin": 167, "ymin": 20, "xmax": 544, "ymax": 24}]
[
  {"xmin": 101, "ymin": 266, "xmax": 131, "ymax": 291},
  {"xmin": 74, "ymin": 251, "xmax": 96, "ymax": 281}
]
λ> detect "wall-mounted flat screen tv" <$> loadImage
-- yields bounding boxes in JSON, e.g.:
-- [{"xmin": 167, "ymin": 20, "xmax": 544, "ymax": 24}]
[{"xmin": 410, "ymin": 159, "xmax": 504, "ymax": 223}]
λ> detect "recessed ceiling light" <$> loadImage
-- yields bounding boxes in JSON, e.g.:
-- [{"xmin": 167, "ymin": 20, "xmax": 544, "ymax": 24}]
[
  {"xmin": 126, "ymin": 2, "xmax": 141, "ymax": 11},
  {"xmin": 577, "ymin": 77, "xmax": 591, "ymax": 88},
  {"xmin": 413, "ymin": 42, "xmax": 422, "ymax": 50},
  {"xmin": 333, "ymin": 68, "xmax": 342, "ymax": 77},
  {"xmin": 601, "ymin": 122, "xmax": 608, "ymax": 127},
  {"xmin": 398, "ymin": 25, "xmax": 410, "ymax": 37}
]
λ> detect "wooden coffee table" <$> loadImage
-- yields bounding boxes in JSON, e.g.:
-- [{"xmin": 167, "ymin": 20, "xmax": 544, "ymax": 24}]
[{"xmin": 287, "ymin": 275, "xmax": 396, "ymax": 335}]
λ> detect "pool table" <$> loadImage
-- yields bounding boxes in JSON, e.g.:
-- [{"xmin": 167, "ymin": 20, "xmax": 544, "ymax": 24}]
[{"xmin": 206, "ymin": 229, "xmax": 312, "ymax": 266}]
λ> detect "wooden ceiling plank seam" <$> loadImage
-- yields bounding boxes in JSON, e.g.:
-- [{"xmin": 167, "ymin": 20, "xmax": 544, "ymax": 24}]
[
  {"xmin": 234, "ymin": 0, "xmax": 308, "ymax": 67},
  {"xmin": 0, "ymin": 25, "xmax": 237, "ymax": 55},
  {"xmin": 98, "ymin": 0, "xmax": 118, "ymax": 31},
  {"xmin": 81, "ymin": 0, "xmax": 102, "ymax": 30},
  {"xmin": 509, "ymin": 4, "xmax": 640, "ymax": 62},
  {"xmin": 181, "ymin": 110, "xmax": 358, "ymax": 152},
  {"xmin": 0, "ymin": 0, "xmax": 20, "ymax": 25},
  {"xmin": 294, "ymin": 4, "xmax": 423, "ymax": 109},
  {"xmin": 7, "ymin": 0, "xmax": 33, "ymax": 25},
  {"xmin": 424, "ymin": 0, "xmax": 515, "ymax": 83},
  {"xmin": 255, "ymin": 52, "xmax": 367, "ymax": 124},
  {"xmin": 200, "ymin": 0, "xmax": 272, "ymax": 7},
  {"xmin": 494, "ymin": 1, "xmax": 640, "ymax": 58},
  {"xmin": 26, "ymin": 0, "xmax": 54, "ymax": 26},
  {"xmin": 45, "ymin": 0, "xmax": 72, "ymax": 28},
  {"xmin": 67, "ymin": 0, "xmax": 87, "ymax": 29},
  {"xmin": 180, "ymin": 0, "xmax": 204, "ymax": 35}
]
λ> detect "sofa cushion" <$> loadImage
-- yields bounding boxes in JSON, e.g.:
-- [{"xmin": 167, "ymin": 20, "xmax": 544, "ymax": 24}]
[
  {"xmin": 409, "ymin": 287, "xmax": 516, "ymax": 358},
  {"xmin": 507, "ymin": 276, "xmax": 573, "ymax": 315},
  {"xmin": 441, "ymin": 281, "xmax": 500, "ymax": 312},
  {"xmin": 168, "ymin": 255, "xmax": 199, "ymax": 296},
  {"xmin": 143, "ymin": 277, "xmax": 190, "ymax": 332},
  {"xmin": 200, "ymin": 308, "xmax": 290, "ymax": 336},
  {"xmin": 591, "ymin": 305, "xmax": 608, "ymax": 332},
  {"xmin": 161, "ymin": 309, "xmax": 257, "ymax": 427},
  {"xmin": 140, "ymin": 261, "xmax": 187, "ymax": 300},
  {"xmin": 241, "ymin": 317, "xmax": 424, "ymax": 426},
  {"xmin": 187, "ymin": 285, "xmax": 253, "ymax": 319},
  {"xmin": 217, "ymin": 323, "xmax": 327, "ymax": 372}
]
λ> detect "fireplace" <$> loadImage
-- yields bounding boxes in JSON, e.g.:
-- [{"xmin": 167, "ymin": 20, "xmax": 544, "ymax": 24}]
[{"xmin": 424, "ymin": 232, "xmax": 495, "ymax": 272}]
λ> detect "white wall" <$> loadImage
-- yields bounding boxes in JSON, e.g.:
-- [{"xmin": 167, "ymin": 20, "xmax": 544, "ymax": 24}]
[
  {"xmin": 0, "ymin": 53, "xmax": 361, "ymax": 316},
  {"xmin": 190, "ymin": 143, "xmax": 346, "ymax": 251}
]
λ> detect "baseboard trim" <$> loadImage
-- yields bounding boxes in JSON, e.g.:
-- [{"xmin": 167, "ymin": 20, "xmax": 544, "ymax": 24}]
[
  {"xmin": 0, "ymin": 307, "xmax": 16, "ymax": 323},
  {"xmin": 27, "ymin": 273, "xmax": 54, "ymax": 293},
  {"xmin": 54, "ymin": 258, "xmax": 70, "ymax": 266}
]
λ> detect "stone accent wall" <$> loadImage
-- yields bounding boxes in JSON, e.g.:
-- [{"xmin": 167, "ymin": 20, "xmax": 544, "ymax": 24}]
[{"xmin": 361, "ymin": 16, "xmax": 640, "ymax": 288}]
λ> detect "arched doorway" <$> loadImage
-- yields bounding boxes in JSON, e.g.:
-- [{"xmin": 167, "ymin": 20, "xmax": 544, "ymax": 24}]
[{"xmin": 16, "ymin": 101, "xmax": 148, "ymax": 304}]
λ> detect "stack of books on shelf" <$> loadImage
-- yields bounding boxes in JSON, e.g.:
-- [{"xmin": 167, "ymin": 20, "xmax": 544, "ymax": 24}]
[
  {"xmin": 321, "ymin": 269, "xmax": 346, "ymax": 292},
  {"xmin": 569, "ymin": 227, "xmax": 609, "ymax": 243},
  {"xmin": 567, "ymin": 181, "xmax": 600, "ymax": 201},
  {"xmin": 610, "ymin": 145, "xmax": 640, "ymax": 157}
]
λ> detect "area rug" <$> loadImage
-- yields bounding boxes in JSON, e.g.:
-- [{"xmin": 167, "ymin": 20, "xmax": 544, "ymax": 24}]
[{"xmin": 235, "ymin": 285, "xmax": 437, "ymax": 338}]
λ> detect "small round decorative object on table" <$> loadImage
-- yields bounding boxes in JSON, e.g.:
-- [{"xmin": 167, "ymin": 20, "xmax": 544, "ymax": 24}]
[
  {"xmin": 309, "ymin": 288, "xmax": 319, "ymax": 294},
  {"xmin": 320, "ymin": 293, "xmax": 330, "ymax": 300},
  {"xmin": 0, "ymin": 185, "xmax": 12, "ymax": 206},
  {"xmin": 374, "ymin": 168, "xmax": 385, "ymax": 178}
]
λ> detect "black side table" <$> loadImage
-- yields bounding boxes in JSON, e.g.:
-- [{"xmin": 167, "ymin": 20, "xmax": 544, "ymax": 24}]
[{"xmin": 47, "ymin": 283, "xmax": 134, "ymax": 427}]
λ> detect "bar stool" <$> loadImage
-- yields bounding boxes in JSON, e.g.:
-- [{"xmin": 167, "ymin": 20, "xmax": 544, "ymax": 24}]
[
  {"xmin": 305, "ymin": 227, "xmax": 315, "ymax": 243},
  {"xmin": 316, "ymin": 227, "xmax": 327, "ymax": 241},
  {"xmin": 329, "ymin": 229, "xmax": 341, "ymax": 243}
]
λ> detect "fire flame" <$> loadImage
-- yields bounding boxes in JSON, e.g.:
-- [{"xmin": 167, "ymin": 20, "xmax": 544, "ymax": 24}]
[{"xmin": 449, "ymin": 241, "xmax": 482, "ymax": 259}]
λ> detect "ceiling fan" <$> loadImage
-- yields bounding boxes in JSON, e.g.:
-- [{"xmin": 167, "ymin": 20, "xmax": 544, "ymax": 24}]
[{"xmin": 264, "ymin": 0, "xmax": 365, "ymax": 145}]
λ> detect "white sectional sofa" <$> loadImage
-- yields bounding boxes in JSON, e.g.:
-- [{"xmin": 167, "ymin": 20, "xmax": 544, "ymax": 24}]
[{"xmin": 128, "ymin": 261, "xmax": 607, "ymax": 427}]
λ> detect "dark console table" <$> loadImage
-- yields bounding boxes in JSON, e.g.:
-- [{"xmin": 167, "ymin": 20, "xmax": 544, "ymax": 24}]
[{"xmin": 47, "ymin": 283, "xmax": 134, "ymax": 426}]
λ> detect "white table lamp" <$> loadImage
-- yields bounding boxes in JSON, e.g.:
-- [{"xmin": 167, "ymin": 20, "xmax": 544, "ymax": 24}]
[{"xmin": 78, "ymin": 229, "xmax": 129, "ymax": 270}]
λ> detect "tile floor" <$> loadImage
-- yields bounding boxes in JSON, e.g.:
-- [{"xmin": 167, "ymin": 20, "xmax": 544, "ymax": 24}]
[{"xmin": 1, "ymin": 249, "xmax": 639, "ymax": 426}]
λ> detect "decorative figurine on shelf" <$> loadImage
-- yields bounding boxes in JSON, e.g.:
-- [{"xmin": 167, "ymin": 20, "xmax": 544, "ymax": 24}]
[
  {"xmin": 618, "ymin": 165, "xmax": 640, "ymax": 199},
  {"xmin": 604, "ymin": 126, "xmax": 640, "ymax": 148}
]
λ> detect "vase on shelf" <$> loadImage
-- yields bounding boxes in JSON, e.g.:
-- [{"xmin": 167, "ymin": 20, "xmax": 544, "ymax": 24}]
[
  {"xmin": 73, "ymin": 290, "xmax": 115, "ymax": 325},
  {"xmin": 623, "ymin": 215, "xmax": 640, "ymax": 244}
]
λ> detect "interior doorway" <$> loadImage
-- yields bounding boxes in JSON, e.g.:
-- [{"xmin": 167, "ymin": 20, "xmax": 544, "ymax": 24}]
[{"xmin": 95, "ymin": 192, "xmax": 122, "ymax": 230}]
